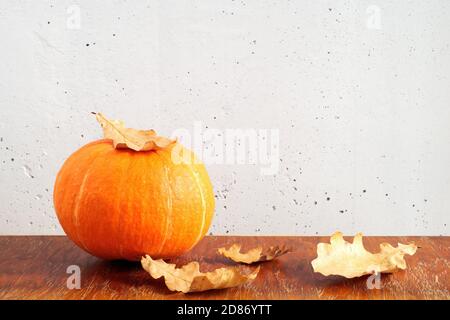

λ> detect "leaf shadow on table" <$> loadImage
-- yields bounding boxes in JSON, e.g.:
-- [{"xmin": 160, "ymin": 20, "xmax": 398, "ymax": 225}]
[{"xmin": 310, "ymin": 273, "xmax": 370, "ymax": 287}]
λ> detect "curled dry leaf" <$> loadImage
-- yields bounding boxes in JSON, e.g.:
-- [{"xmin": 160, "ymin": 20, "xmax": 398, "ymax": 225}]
[
  {"xmin": 141, "ymin": 255, "xmax": 259, "ymax": 293},
  {"xmin": 218, "ymin": 244, "xmax": 291, "ymax": 264},
  {"xmin": 94, "ymin": 112, "xmax": 175, "ymax": 151},
  {"xmin": 311, "ymin": 232, "xmax": 418, "ymax": 278}
]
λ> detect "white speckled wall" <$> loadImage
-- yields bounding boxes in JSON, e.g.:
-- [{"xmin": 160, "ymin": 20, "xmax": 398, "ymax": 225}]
[{"xmin": 0, "ymin": 1, "xmax": 449, "ymax": 235}]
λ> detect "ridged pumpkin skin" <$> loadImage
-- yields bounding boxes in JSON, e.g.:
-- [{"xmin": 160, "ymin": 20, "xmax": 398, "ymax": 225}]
[{"xmin": 53, "ymin": 139, "xmax": 215, "ymax": 261}]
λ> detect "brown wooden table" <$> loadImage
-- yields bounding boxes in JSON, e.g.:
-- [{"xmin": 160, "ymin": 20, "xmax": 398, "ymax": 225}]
[{"xmin": 0, "ymin": 236, "xmax": 448, "ymax": 300}]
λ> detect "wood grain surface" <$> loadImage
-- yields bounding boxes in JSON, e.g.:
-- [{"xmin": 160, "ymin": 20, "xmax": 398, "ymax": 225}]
[{"xmin": 0, "ymin": 236, "xmax": 448, "ymax": 300}]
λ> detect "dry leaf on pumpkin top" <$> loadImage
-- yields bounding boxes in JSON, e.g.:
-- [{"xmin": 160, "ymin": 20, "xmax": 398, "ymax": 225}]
[
  {"xmin": 93, "ymin": 112, "xmax": 175, "ymax": 151},
  {"xmin": 311, "ymin": 231, "xmax": 417, "ymax": 278},
  {"xmin": 141, "ymin": 255, "xmax": 259, "ymax": 293},
  {"xmin": 218, "ymin": 244, "xmax": 291, "ymax": 264}
]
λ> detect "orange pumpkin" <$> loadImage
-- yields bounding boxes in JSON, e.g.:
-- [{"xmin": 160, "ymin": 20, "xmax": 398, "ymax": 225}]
[{"xmin": 53, "ymin": 137, "xmax": 215, "ymax": 261}]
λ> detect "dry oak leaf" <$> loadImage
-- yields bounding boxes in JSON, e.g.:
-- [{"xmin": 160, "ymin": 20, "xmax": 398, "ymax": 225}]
[
  {"xmin": 141, "ymin": 255, "xmax": 260, "ymax": 293},
  {"xmin": 218, "ymin": 244, "xmax": 291, "ymax": 264},
  {"xmin": 94, "ymin": 112, "xmax": 175, "ymax": 151},
  {"xmin": 311, "ymin": 231, "xmax": 417, "ymax": 278}
]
